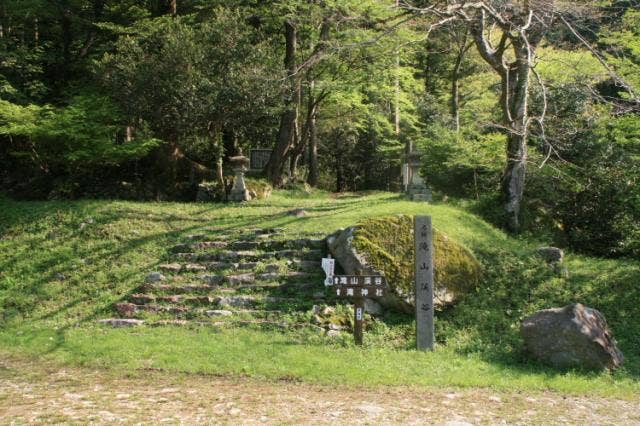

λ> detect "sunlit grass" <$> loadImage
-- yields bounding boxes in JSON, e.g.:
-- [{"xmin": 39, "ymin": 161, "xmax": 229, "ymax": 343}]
[{"xmin": 1, "ymin": 191, "xmax": 638, "ymax": 396}]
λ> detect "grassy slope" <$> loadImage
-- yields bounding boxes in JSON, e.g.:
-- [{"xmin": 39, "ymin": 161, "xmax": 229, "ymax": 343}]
[{"xmin": 0, "ymin": 191, "xmax": 638, "ymax": 397}]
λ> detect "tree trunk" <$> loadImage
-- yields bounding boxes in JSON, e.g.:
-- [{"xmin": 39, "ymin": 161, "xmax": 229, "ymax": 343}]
[
  {"xmin": 306, "ymin": 107, "xmax": 319, "ymax": 186},
  {"xmin": 170, "ymin": 0, "xmax": 177, "ymax": 17},
  {"xmin": 501, "ymin": 50, "xmax": 531, "ymax": 232},
  {"xmin": 266, "ymin": 20, "xmax": 298, "ymax": 187},
  {"xmin": 450, "ymin": 30, "xmax": 470, "ymax": 134}
]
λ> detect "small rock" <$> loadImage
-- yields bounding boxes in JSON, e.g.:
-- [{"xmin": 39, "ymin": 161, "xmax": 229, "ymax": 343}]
[
  {"xmin": 356, "ymin": 404, "xmax": 384, "ymax": 416},
  {"xmin": 364, "ymin": 299, "xmax": 383, "ymax": 315},
  {"xmin": 229, "ymin": 408, "xmax": 242, "ymax": 416},
  {"xmin": 445, "ymin": 421, "xmax": 473, "ymax": 426},
  {"xmin": 488, "ymin": 396, "xmax": 502, "ymax": 403},
  {"xmin": 328, "ymin": 323, "xmax": 347, "ymax": 331},
  {"xmin": 321, "ymin": 306, "xmax": 335, "ymax": 316},
  {"xmin": 326, "ymin": 330, "xmax": 341, "ymax": 338},
  {"xmin": 311, "ymin": 315, "xmax": 323, "ymax": 325},
  {"xmin": 54, "ymin": 273, "xmax": 67, "ymax": 281},
  {"xmin": 159, "ymin": 263, "xmax": 182, "ymax": 273},
  {"xmin": 200, "ymin": 275, "xmax": 224, "ymax": 285},
  {"xmin": 145, "ymin": 272, "xmax": 166, "ymax": 283},
  {"xmin": 312, "ymin": 305, "xmax": 322, "ymax": 315},
  {"xmin": 185, "ymin": 263, "xmax": 207, "ymax": 272},
  {"xmin": 256, "ymin": 272, "xmax": 279, "ymax": 281},
  {"xmin": 537, "ymin": 246, "xmax": 564, "ymax": 263},
  {"xmin": 263, "ymin": 264, "xmax": 281, "ymax": 273},
  {"xmin": 226, "ymin": 273, "xmax": 255, "ymax": 285},
  {"xmin": 287, "ymin": 208, "xmax": 307, "ymax": 217}
]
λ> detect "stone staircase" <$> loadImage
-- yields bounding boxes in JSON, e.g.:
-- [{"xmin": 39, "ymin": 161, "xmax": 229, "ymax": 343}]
[{"xmin": 100, "ymin": 228, "xmax": 349, "ymax": 333}]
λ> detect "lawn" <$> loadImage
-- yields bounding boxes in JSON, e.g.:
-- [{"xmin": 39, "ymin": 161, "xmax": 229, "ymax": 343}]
[{"xmin": 1, "ymin": 191, "xmax": 639, "ymax": 398}]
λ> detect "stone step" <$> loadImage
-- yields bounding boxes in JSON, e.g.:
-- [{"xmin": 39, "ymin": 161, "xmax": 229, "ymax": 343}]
[
  {"xmin": 98, "ymin": 318, "xmax": 145, "ymax": 328},
  {"xmin": 98, "ymin": 317, "xmax": 323, "ymax": 332},
  {"xmin": 115, "ymin": 300, "xmax": 308, "ymax": 320},
  {"xmin": 243, "ymin": 228, "xmax": 285, "ymax": 237},
  {"xmin": 149, "ymin": 319, "xmax": 323, "ymax": 332},
  {"xmin": 118, "ymin": 294, "xmax": 300, "ymax": 314},
  {"xmin": 205, "ymin": 309, "xmax": 284, "ymax": 318},
  {"xmin": 127, "ymin": 295, "xmax": 221, "ymax": 306},
  {"xmin": 174, "ymin": 238, "xmax": 326, "ymax": 254},
  {"xmin": 116, "ymin": 302, "xmax": 192, "ymax": 317},
  {"xmin": 160, "ymin": 260, "xmax": 321, "ymax": 274},
  {"xmin": 174, "ymin": 249, "xmax": 323, "ymax": 263},
  {"xmin": 218, "ymin": 295, "xmax": 299, "ymax": 308},
  {"xmin": 172, "ymin": 241, "xmax": 229, "ymax": 253},
  {"xmin": 199, "ymin": 271, "xmax": 318, "ymax": 286},
  {"xmin": 141, "ymin": 279, "xmax": 322, "ymax": 295},
  {"xmin": 291, "ymin": 260, "xmax": 322, "ymax": 271}
]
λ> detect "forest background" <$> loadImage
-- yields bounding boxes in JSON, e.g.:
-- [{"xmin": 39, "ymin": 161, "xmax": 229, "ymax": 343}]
[{"xmin": 0, "ymin": 0, "xmax": 638, "ymax": 259}]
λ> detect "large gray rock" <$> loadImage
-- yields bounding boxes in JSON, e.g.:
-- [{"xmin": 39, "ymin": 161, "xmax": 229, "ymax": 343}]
[
  {"xmin": 521, "ymin": 303, "xmax": 624, "ymax": 370},
  {"xmin": 326, "ymin": 227, "xmax": 396, "ymax": 312},
  {"xmin": 327, "ymin": 227, "xmax": 375, "ymax": 275}
]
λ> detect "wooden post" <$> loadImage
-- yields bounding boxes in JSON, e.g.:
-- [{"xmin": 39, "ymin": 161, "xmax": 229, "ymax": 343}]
[
  {"xmin": 354, "ymin": 298, "xmax": 365, "ymax": 346},
  {"xmin": 415, "ymin": 216, "xmax": 435, "ymax": 351}
]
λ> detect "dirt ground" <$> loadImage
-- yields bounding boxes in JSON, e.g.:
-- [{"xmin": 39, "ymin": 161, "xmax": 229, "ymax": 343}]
[{"xmin": 1, "ymin": 357, "xmax": 639, "ymax": 425}]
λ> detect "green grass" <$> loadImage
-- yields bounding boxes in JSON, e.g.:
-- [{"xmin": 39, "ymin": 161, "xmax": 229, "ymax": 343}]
[{"xmin": 1, "ymin": 191, "xmax": 639, "ymax": 397}]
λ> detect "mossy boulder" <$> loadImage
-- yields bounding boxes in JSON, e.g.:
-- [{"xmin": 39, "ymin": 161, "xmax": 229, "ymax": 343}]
[
  {"xmin": 327, "ymin": 215, "xmax": 481, "ymax": 313},
  {"xmin": 244, "ymin": 178, "xmax": 272, "ymax": 200}
]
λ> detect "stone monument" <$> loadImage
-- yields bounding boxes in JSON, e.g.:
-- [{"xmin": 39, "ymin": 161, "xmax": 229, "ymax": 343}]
[
  {"xmin": 228, "ymin": 150, "xmax": 251, "ymax": 202},
  {"xmin": 405, "ymin": 150, "xmax": 432, "ymax": 202}
]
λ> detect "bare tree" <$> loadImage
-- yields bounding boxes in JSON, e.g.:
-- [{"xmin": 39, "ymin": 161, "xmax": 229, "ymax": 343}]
[{"xmin": 402, "ymin": 1, "xmax": 555, "ymax": 231}]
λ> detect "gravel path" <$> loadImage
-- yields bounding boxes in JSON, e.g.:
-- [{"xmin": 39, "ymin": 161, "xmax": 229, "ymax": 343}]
[{"xmin": 1, "ymin": 357, "xmax": 639, "ymax": 425}]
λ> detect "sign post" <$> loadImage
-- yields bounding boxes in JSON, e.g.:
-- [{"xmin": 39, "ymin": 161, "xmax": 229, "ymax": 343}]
[
  {"xmin": 330, "ymin": 275, "xmax": 386, "ymax": 346},
  {"xmin": 415, "ymin": 216, "xmax": 435, "ymax": 351}
]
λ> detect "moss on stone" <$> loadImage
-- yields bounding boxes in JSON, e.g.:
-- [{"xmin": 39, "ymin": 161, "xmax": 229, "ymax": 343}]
[{"xmin": 351, "ymin": 215, "xmax": 481, "ymax": 306}]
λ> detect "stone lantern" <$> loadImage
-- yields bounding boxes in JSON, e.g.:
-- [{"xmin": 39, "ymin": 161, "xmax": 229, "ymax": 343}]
[
  {"xmin": 405, "ymin": 150, "xmax": 432, "ymax": 202},
  {"xmin": 228, "ymin": 150, "xmax": 251, "ymax": 202}
]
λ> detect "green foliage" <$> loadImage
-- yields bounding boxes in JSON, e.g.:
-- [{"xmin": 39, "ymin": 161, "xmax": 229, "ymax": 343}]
[
  {"xmin": 420, "ymin": 125, "xmax": 505, "ymax": 198},
  {"xmin": 523, "ymin": 111, "xmax": 640, "ymax": 258},
  {"xmin": 0, "ymin": 95, "xmax": 160, "ymax": 172},
  {"xmin": 600, "ymin": 9, "xmax": 640, "ymax": 94},
  {"xmin": 97, "ymin": 11, "xmax": 281, "ymax": 155}
]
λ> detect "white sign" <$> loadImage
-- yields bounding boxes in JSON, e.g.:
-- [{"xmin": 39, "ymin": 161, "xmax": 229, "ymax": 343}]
[{"xmin": 321, "ymin": 257, "xmax": 335, "ymax": 286}]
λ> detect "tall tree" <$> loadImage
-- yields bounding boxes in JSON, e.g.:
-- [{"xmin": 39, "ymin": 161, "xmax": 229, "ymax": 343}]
[{"xmin": 404, "ymin": 1, "xmax": 555, "ymax": 231}]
